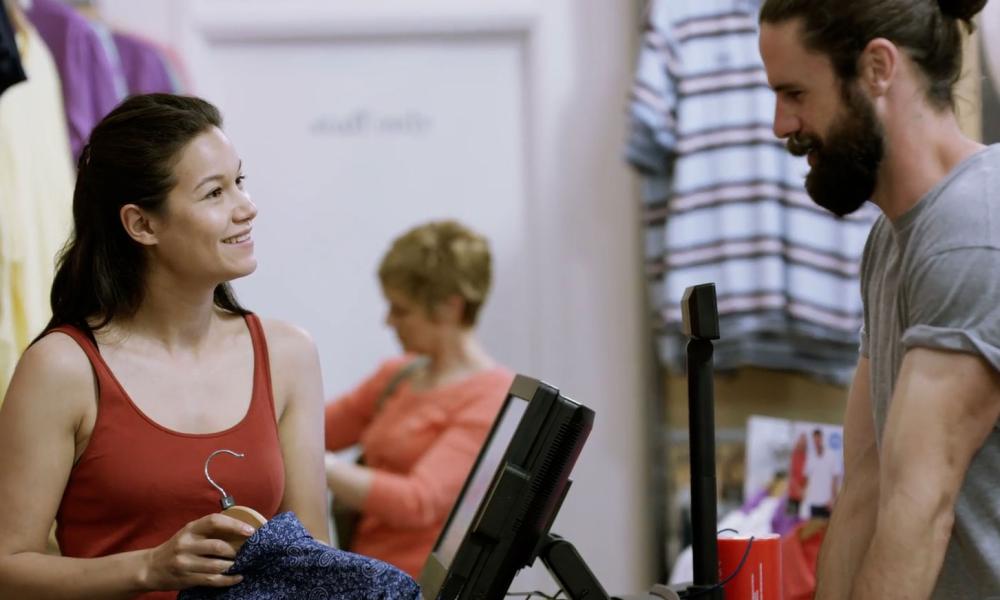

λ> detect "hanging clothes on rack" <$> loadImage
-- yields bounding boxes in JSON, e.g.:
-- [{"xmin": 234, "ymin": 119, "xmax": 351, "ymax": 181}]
[
  {"xmin": 626, "ymin": 0, "xmax": 877, "ymax": 384},
  {"xmin": 26, "ymin": 0, "xmax": 124, "ymax": 162},
  {"xmin": 0, "ymin": 6, "xmax": 73, "ymax": 404},
  {"xmin": 87, "ymin": 16, "xmax": 128, "ymax": 100},
  {"xmin": 0, "ymin": 2, "xmax": 26, "ymax": 97},
  {"xmin": 57, "ymin": 0, "xmax": 178, "ymax": 98},
  {"xmin": 112, "ymin": 30, "xmax": 179, "ymax": 95}
]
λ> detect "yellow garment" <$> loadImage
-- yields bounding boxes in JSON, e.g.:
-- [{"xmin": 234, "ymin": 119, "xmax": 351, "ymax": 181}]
[{"xmin": 0, "ymin": 25, "xmax": 75, "ymax": 403}]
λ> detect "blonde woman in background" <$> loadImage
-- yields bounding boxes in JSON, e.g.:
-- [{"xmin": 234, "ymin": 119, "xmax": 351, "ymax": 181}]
[{"xmin": 324, "ymin": 220, "xmax": 514, "ymax": 578}]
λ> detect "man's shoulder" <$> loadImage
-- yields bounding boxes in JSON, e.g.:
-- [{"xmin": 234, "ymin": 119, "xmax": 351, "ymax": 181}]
[
  {"xmin": 927, "ymin": 145, "xmax": 1000, "ymax": 227},
  {"xmin": 902, "ymin": 148, "xmax": 1000, "ymax": 258}
]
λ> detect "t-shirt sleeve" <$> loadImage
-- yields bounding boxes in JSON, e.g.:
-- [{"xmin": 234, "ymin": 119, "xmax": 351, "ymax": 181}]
[
  {"xmin": 858, "ymin": 216, "xmax": 885, "ymax": 359},
  {"xmin": 901, "ymin": 247, "xmax": 1000, "ymax": 370}
]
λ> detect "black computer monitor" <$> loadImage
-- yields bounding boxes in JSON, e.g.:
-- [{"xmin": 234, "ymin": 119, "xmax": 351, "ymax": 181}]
[{"xmin": 420, "ymin": 374, "xmax": 597, "ymax": 600}]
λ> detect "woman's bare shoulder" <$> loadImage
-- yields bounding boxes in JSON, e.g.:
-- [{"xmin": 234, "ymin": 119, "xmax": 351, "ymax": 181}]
[
  {"xmin": 250, "ymin": 317, "xmax": 323, "ymax": 423},
  {"xmin": 17, "ymin": 331, "xmax": 93, "ymax": 384},
  {"xmin": 256, "ymin": 317, "xmax": 317, "ymax": 361},
  {"xmin": 255, "ymin": 317, "xmax": 321, "ymax": 402},
  {"xmin": 4, "ymin": 331, "xmax": 95, "ymax": 421}
]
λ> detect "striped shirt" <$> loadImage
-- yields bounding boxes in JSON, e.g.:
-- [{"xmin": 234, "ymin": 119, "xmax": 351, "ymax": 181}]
[{"xmin": 626, "ymin": 0, "xmax": 877, "ymax": 383}]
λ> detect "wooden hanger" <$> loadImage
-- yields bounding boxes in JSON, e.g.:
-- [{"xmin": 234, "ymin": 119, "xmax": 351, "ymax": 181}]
[{"xmin": 204, "ymin": 449, "xmax": 268, "ymax": 553}]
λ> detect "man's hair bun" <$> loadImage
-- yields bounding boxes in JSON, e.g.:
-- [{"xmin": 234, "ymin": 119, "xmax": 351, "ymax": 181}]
[{"xmin": 938, "ymin": 0, "xmax": 988, "ymax": 23}]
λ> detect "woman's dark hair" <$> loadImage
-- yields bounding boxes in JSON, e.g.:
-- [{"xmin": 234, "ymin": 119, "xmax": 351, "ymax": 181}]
[
  {"xmin": 759, "ymin": 0, "xmax": 987, "ymax": 110},
  {"xmin": 44, "ymin": 93, "xmax": 249, "ymax": 338}
]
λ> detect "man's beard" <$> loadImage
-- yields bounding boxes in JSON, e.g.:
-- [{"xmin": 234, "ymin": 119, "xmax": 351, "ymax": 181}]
[{"xmin": 786, "ymin": 84, "xmax": 884, "ymax": 217}]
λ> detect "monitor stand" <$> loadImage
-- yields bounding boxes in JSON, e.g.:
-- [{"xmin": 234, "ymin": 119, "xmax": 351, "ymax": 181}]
[
  {"xmin": 538, "ymin": 533, "xmax": 612, "ymax": 600},
  {"xmin": 535, "ymin": 284, "xmax": 725, "ymax": 600},
  {"xmin": 538, "ymin": 533, "xmax": 688, "ymax": 599}
]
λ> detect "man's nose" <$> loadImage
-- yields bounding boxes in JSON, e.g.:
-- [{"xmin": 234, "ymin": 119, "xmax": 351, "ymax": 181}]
[{"xmin": 773, "ymin": 100, "xmax": 800, "ymax": 139}]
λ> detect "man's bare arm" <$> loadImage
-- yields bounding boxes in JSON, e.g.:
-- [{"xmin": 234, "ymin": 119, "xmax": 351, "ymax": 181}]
[
  {"xmin": 815, "ymin": 357, "xmax": 879, "ymax": 600},
  {"xmin": 850, "ymin": 348, "xmax": 1000, "ymax": 599}
]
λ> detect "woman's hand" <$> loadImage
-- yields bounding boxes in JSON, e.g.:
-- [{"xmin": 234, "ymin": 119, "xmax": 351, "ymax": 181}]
[
  {"xmin": 140, "ymin": 513, "xmax": 254, "ymax": 591},
  {"xmin": 325, "ymin": 451, "xmax": 374, "ymax": 510}
]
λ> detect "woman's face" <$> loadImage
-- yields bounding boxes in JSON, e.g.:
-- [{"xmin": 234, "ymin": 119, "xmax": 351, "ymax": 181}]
[
  {"xmin": 382, "ymin": 287, "xmax": 443, "ymax": 354},
  {"xmin": 150, "ymin": 126, "xmax": 258, "ymax": 285}
]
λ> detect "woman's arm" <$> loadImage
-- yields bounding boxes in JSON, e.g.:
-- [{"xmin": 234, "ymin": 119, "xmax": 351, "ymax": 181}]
[
  {"xmin": 262, "ymin": 319, "xmax": 331, "ymax": 544},
  {"xmin": 353, "ymin": 389, "xmax": 506, "ymax": 529},
  {"xmin": 0, "ymin": 334, "xmax": 248, "ymax": 598},
  {"xmin": 323, "ymin": 359, "xmax": 421, "ymax": 503},
  {"xmin": 325, "ymin": 452, "xmax": 373, "ymax": 508},
  {"xmin": 324, "ymin": 358, "xmax": 411, "ymax": 451}
]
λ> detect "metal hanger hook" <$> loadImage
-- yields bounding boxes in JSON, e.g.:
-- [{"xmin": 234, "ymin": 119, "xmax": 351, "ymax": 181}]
[{"xmin": 204, "ymin": 449, "xmax": 245, "ymax": 502}]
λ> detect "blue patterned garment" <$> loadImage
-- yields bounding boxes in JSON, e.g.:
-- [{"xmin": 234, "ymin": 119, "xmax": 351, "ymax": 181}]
[{"xmin": 179, "ymin": 512, "xmax": 420, "ymax": 600}]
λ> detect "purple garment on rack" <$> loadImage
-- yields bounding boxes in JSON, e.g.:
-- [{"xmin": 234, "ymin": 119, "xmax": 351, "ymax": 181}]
[
  {"xmin": 26, "ymin": 0, "xmax": 123, "ymax": 162},
  {"xmin": 771, "ymin": 494, "xmax": 802, "ymax": 537},
  {"xmin": 112, "ymin": 31, "xmax": 176, "ymax": 95},
  {"xmin": 740, "ymin": 488, "xmax": 770, "ymax": 513}
]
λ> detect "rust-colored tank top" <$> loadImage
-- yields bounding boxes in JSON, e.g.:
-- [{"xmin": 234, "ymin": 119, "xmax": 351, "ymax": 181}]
[{"xmin": 52, "ymin": 314, "xmax": 285, "ymax": 600}]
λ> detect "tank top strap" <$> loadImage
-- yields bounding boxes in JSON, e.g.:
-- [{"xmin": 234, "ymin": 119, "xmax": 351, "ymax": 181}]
[
  {"xmin": 46, "ymin": 325, "xmax": 117, "ymax": 385},
  {"xmin": 46, "ymin": 317, "xmax": 277, "ymax": 425},
  {"xmin": 243, "ymin": 313, "xmax": 279, "ymax": 426}
]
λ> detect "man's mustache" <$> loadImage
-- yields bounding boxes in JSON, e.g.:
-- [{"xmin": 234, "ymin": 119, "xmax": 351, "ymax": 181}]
[{"xmin": 786, "ymin": 133, "xmax": 819, "ymax": 157}]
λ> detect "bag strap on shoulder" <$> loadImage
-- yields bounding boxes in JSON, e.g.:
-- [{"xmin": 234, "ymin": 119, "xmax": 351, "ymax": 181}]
[{"xmin": 373, "ymin": 356, "xmax": 430, "ymax": 413}]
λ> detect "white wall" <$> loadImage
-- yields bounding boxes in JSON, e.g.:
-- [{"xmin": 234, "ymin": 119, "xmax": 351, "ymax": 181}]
[
  {"xmin": 100, "ymin": 0, "xmax": 651, "ymax": 593},
  {"xmin": 201, "ymin": 32, "xmax": 535, "ymax": 391}
]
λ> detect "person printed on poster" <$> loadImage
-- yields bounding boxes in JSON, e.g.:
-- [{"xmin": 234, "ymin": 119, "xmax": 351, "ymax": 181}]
[{"xmin": 801, "ymin": 428, "xmax": 843, "ymax": 519}]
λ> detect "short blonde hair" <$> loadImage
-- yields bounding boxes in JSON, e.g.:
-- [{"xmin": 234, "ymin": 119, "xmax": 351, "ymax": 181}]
[{"xmin": 378, "ymin": 220, "xmax": 492, "ymax": 326}]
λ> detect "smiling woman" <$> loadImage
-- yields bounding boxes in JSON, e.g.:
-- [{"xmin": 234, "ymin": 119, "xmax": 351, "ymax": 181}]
[
  {"xmin": 0, "ymin": 94, "xmax": 331, "ymax": 599},
  {"xmin": 125, "ymin": 125, "xmax": 259, "ymax": 288},
  {"xmin": 50, "ymin": 95, "xmax": 249, "ymax": 333}
]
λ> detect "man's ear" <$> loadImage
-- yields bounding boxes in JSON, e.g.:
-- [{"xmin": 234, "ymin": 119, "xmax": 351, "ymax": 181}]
[
  {"xmin": 858, "ymin": 37, "xmax": 898, "ymax": 98},
  {"xmin": 120, "ymin": 204, "xmax": 159, "ymax": 246}
]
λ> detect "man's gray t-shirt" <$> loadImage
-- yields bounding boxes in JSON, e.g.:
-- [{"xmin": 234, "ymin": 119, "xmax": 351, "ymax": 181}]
[{"xmin": 860, "ymin": 144, "xmax": 1000, "ymax": 598}]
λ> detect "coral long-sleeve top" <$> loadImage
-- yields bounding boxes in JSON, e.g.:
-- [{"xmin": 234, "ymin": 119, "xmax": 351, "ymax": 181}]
[{"xmin": 325, "ymin": 357, "xmax": 513, "ymax": 577}]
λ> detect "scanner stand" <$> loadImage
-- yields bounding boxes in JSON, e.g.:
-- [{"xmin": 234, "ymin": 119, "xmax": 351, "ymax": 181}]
[
  {"xmin": 538, "ymin": 533, "xmax": 611, "ymax": 600},
  {"xmin": 536, "ymin": 535, "xmax": 698, "ymax": 600},
  {"xmin": 534, "ymin": 284, "xmax": 724, "ymax": 600}
]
